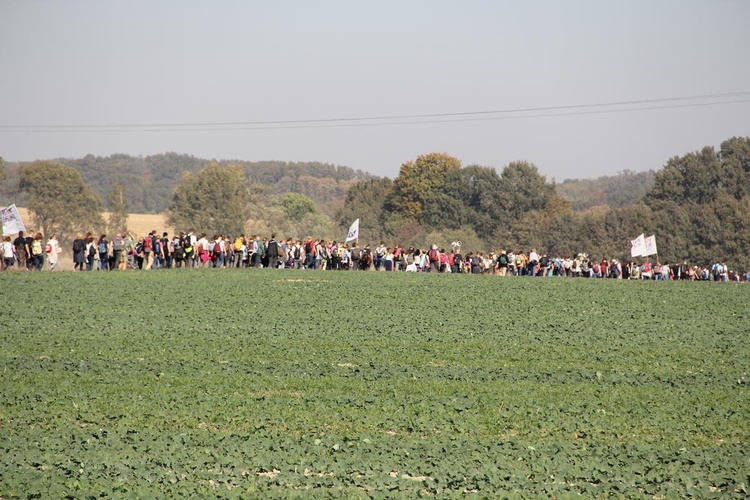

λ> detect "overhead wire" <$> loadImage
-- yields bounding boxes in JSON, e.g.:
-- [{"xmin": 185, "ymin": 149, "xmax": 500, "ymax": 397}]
[{"xmin": 0, "ymin": 91, "xmax": 748, "ymax": 132}]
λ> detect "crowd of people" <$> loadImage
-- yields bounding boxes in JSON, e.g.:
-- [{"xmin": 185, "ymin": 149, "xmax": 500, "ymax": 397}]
[{"xmin": 2, "ymin": 229, "xmax": 747, "ymax": 282}]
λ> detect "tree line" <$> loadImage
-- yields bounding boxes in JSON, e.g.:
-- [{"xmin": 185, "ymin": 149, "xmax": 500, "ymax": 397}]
[
  {"xmin": 336, "ymin": 137, "xmax": 750, "ymax": 271},
  {"xmin": 5, "ymin": 136, "xmax": 749, "ymax": 270},
  {"xmin": 0, "ymin": 153, "xmax": 370, "ymax": 216}
]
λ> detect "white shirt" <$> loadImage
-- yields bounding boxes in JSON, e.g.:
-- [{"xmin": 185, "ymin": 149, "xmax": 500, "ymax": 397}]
[
  {"xmin": 2, "ymin": 241, "xmax": 13, "ymax": 259},
  {"xmin": 47, "ymin": 238, "xmax": 61, "ymax": 263}
]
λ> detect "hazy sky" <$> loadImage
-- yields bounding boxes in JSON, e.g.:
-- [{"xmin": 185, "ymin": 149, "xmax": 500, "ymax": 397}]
[{"xmin": 2, "ymin": 1, "xmax": 749, "ymax": 180}]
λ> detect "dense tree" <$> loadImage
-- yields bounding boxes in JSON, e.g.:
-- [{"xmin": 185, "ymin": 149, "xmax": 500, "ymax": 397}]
[
  {"xmin": 557, "ymin": 170, "xmax": 655, "ymax": 211},
  {"xmin": 18, "ymin": 161, "xmax": 104, "ymax": 243},
  {"xmin": 431, "ymin": 165, "xmax": 505, "ymax": 239},
  {"xmin": 498, "ymin": 161, "xmax": 562, "ymax": 218},
  {"xmin": 385, "ymin": 153, "xmax": 461, "ymax": 222},
  {"xmin": 168, "ymin": 163, "xmax": 249, "ymax": 235},
  {"xmin": 335, "ymin": 178, "xmax": 394, "ymax": 243},
  {"xmin": 276, "ymin": 193, "xmax": 318, "ymax": 222},
  {"xmin": 49, "ymin": 154, "xmax": 371, "ymax": 215},
  {"xmin": 107, "ymin": 183, "xmax": 129, "ymax": 235},
  {"xmin": 717, "ymin": 136, "xmax": 750, "ymax": 200},
  {"xmin": 644, "ymin": 146, "xmax": 721, "ymax": 207}
]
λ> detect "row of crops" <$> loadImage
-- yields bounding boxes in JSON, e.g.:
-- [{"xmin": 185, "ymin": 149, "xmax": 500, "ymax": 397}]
[{"xmin": 1, "ymin": 270, "xmax": 748, "ymax": 496}]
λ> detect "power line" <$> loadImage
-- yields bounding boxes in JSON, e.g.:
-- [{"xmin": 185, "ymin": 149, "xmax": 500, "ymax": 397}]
[{"xmin": 1, "ymin": 91, "xmax": 748, "ymax": 132}]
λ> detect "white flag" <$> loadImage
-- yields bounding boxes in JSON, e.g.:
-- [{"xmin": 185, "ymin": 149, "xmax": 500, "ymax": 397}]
[
  {"xmin": 1, "ymin": 204, "xmax": 26, "ymax": 235},
  {"xmin": 630, "ymin": 234, "xmax": 646, "ymax": 257},
  {"xmin": 643, "ymin": 235, "xmax": 658, "ymax": 256},
  {"xmin": 345, "ymin": 218, "xmax": 359, "ymax": 243}
]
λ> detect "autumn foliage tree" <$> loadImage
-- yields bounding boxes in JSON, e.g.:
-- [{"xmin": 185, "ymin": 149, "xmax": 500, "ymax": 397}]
[
  {"xmin": 385, "ymin": 153, "xmax": 462, "ymax": 223},
  {"xmin": 19, "ymin": 161, "xmax": 104, "ymax": 243}
]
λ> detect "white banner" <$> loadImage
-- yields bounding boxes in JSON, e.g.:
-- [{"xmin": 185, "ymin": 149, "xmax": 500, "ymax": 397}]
[
  {"xmin": 345, "ymin": 218, "xmax": 359, "ymax": 243},
  {"xmin": 643, "ymin": 234, "xmax": 658, "ymax": 256},
  {"xmin": 630, "ymin": 233, "xmax": 646, "ymax": 258},
  {"xmin": 1, "ymin": 204, "xmax": 26, "ymax": 235}
]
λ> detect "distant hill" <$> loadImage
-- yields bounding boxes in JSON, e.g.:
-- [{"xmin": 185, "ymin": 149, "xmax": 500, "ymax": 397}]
[
  {"xmin": 556, "ymin": 170, "xmax": 655, "ymax": 211},
  {"xmin": 32, "ymin": 153, "xmax": 373, "ymax": 216},
  {"xmin": 3, "ymin": 153, "xmax": 654, "ymax": 216}
]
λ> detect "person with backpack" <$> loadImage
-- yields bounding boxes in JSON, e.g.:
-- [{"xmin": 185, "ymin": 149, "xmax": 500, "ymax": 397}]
[
  {"xmin": 266, "ymin": 234, "xmax": 280, "ymax": 269},
  {"xmin": 232, "ymin": 234, "xmax": 245, "ymax": 268},
  {"xmin": 85, "ymin": 235, "xmax": 97, "ymax": 271},
  {"xmin": 496, "ymin": 250, "xmax": 509, "ymax": 276},
  {"xmin": 150, "ymin": 232, "xmax": 164, "ymax": 269},
  {"xmin": 428, "ymin": 245, "xmax": 440, "ymax": 273},
  {"xmin": 304, "ymin": 237, "xmax": 315, "ymax": 269},
  {"xmin": 350, "ymin": 242, "xmax": 361, "ymax": 271},
  {"xmin": 45, "ymin": 233, "xmax": 62, "ymax": 271},
  {"xmin": 134, "ymin": 237, "xmax": 145, "ymax": 269},
  {"xmin": 96, "ymin": 234, "xmax": 110, "ymax": 270},
  {"xmin": 176, "ymin": 233, "xmax": 187, "ymax": 268},
  {"xmin": 12, "ymin": 231, "xmax": 28, "ymax": 270},
  {"xmin": 515, "ymin": 251, "xmax": 527, "ymax": 276},
  {"xmin": 111, "ymin": 233, "xmax": 125, "ymax": 270},
  {"xmin": 24, "ymin": 233, "xmax": 35, "ymax": 270},
  {"xmin": 141, "ymin": 232, "xmax": 154, "ymax": 270},
  {"xmin": 393, "ymin": 244, "xmax": 403, "ymax": 271},
  {"xmin": 374, "ymin": 242, "xmax": 386, "ymax": 270},
  {"xmin": 360, "ymin": 244, "xmax": 373, "ymax": 270},
  {"xmin": 292, "ymin": 240, "xmax": 305, "ymax": 269},
  {"xmin": 315, "ymin": 239, "xmax": 328, "ymax": 270},
  {"xmin": 470, "ymin": 252, "xmax": 483, "ymax": 274},
  {"xmin": 71, "ymin": 233, "xmax": 86, "ymax": 271},
  {"xmin": 29, "ymin": 232, "xmax": 45, "ymax": 271},
  {"xmin": 180, "ymin": 230, "xmax": 193, "ymax": 268},
  {"xmin": 538, "ymin": 253, "xmax": 550, "ymax": 277},
  {"xmin": 159, "ymin": 232, "xmax": 171, "ymax": 269},
  {"xmin": 451, "ymin": 248, "xmax": 463, "ymax": 274},
  {"xmin": 253, "ymin": 235, "xmax": 266, "ymax": 268},
  {"xmin": 527, "ymin": 249, "xmax": 539, "ymax": 277},
  {"xmin": 208, "ymin": 235, "xmax": 223, "ymax": 267}
]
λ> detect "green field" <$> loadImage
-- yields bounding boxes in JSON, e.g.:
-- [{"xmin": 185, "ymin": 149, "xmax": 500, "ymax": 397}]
[{"xmin": 1, "ymin": 270, "xmax": 748, "ymax": 497}]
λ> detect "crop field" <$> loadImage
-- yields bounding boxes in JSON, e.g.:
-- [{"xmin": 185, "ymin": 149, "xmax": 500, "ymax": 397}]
[{"xmin": 1, "ymin": 270, "xmax": 748, "ymax": 497}]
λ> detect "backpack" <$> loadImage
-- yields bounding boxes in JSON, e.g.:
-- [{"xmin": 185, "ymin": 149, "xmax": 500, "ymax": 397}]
[
  {"xmin": 153, "ymin": 239, "xmax": 161, "ymax": 254},
  {"xmin": 73, "ymin": 239, "xmax": 83, "ymax": 253},
  {"xmin": 31, "ymin": 240, "xmax": 42, "ymax": 255},
  {"xmin": 98, "ymin": 242, "xmax": 107, "ymax": 254},
  {"xmin": 351, "ymin": 247, "xmax": 361, "ymax": 260},
  {"xmin": 88, "ymin": 244, "xmax": 96, "ymax": 257},
  {"xmin": 429, "ymin": 249, "xmax": 438, "ymax": 262},
  {"xmin": 499, "ymin": 254, "xmax": 508, "ymax": 266},
  {"xmin": 182, "ymin": 236, "xmax": 192, "ymax": 251},
  {"xmin": 112, "ymin": 236, "xmax": 124, "ymax": 251},
  {"xmin": 143, "ymin": 237, "xmax": 152, "ymax": 253},
  {"xmin": 539, "ymin": 256, "xmax": 549, "ymax": 267},
  {"xmin": 234, "ymin": 238, "xmax": 243, "ymax": 252},
  {"xmin": 212, "ymin": 242, "xmax": 222, "ymax": 256},
  {"xmin": 515, "ymin": 256, "xmax": 522, "ymax": 266},
  {"xmin": 45, "ymin": 243, "xmax": 52, "ymax": 253}
]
